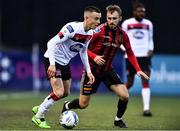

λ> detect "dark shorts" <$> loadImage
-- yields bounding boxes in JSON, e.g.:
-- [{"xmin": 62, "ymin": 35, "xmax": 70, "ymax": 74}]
[
  {"xmin": 126, "ymin": 57, "xmax": 151, "ymax": 77},
  {"xmin": 81, "ymin": 68, "xmax": 124, "ymax": 95},
  {"xmin": 44, "ymin": 58, "xmax": 71, "ymax": 80}
]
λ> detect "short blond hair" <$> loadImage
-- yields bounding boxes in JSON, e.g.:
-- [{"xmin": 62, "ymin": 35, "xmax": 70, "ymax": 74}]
[{"xmin": 106, "ymin": 5, "xmax": 122, "ymax": 16}]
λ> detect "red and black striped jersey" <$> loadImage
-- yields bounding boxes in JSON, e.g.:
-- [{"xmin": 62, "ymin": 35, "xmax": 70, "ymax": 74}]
[{"xmin": 88, "ymin": 23, "xmax": 141, "ymax": 73}]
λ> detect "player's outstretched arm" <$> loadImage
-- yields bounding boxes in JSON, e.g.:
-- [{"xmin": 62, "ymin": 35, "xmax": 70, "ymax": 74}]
[{"xmin": 137, "ymin": 71, "xmax": 149, "ymax": 80}]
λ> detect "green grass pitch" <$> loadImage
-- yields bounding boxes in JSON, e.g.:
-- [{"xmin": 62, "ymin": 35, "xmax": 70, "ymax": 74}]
[{"xmin": 0, "ymin": 92, "xmax": 180, "ymax": 130}]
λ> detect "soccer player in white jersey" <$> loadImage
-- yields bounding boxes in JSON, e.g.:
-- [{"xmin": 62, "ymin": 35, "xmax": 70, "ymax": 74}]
[
  {"xmin": 121, "ymin": 3, "xmax": 154, "ymax": 116},
  {"xmin": 31, "ymin": 6, "xmax": 101, "ymax": 128}
]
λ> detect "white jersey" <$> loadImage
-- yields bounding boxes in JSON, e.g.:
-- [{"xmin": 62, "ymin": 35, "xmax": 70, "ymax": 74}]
[
  {"xmin": 121, "ymin": 18, "xmax": 154, "ymax": 57},
  {"xmin": 44, "ymin": 22, "xmax": 93, "ymax": 73}
]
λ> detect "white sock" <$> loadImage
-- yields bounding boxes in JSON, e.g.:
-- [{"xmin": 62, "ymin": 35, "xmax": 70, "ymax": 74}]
[
  {"xmin": 35, "ymin": 95, "xmax": 56, "ymax": 119},
  {"xmin": 141, "ymin": 88, "xmax": 151, "ymax": 111},
  {"xmin": 115, "ymin": 116, "xmax": 122, "ymax": 121}
]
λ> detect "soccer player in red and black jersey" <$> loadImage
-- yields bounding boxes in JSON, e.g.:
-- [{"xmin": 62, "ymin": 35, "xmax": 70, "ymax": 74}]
[{"xmin": 62, "ymin": 5, "xmax": 149, "ymax": 128}]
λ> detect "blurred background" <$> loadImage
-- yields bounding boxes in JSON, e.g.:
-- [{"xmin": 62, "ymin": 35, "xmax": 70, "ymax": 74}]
[{"xmin": 0, "ymin": 0, "xmax": 180, "ymax": 95}]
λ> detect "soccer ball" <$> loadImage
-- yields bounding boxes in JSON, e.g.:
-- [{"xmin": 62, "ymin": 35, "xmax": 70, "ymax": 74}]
[{"xmin": 59, "ymin": 110, "xmax": 79, "ymax": 129}]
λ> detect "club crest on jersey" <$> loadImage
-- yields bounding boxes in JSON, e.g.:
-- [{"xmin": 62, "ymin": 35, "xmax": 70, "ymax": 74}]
[
  {"xmin": 94, "ymin": 27, "xmax": 101, "ymax": 33},
  {"xmin": 70, "ymin": 44, "xmax": 83, "ymax": 52},
  {"xmin": 133, "ymin": 31, "xmax": 144, "ymax": 39},
  {"xmin": 66, "ymin": 25, "xmax": 74, "ymax": 33}
]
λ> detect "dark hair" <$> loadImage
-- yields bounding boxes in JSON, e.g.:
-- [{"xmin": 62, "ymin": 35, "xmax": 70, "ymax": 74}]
[
  {"xmin": 133, "ymin": 3, "xmax": 145, "ymax": 10},
  {"xmin": 84, "ymin": 6, "xmax": 101, "ymax": 13},
  {"xmin": 106, "ymin": 5, "xmax": 122, "ymax": 15}
]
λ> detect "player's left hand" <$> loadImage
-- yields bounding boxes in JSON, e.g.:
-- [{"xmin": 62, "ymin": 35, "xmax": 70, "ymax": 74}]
[
  {"xmin": 94, "ymin": 55, "xmax": 105, "ymax": 66},
  {"xmin": 87, "ymin": 72, "xmax": 95, "ymax": 84},
  {"xmin": 137, "ymin": 71, "xmax": 149, "ymax": 80}
]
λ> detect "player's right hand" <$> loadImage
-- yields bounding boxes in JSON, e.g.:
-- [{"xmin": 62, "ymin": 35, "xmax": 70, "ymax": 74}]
[
  {"xmin": 47, "ymin": 65, "xmax": 56, "ymax": 78},
  {"xmin": 137, "ymin": 71, "xmax": 149, "ymax": 80},
  {"xmin": 87, "ymin": 72, "xmax": 95, "ymax": 84},
  {"xmin": 94, "ymin": 55, "xmax": 105, "ymax": 66}
]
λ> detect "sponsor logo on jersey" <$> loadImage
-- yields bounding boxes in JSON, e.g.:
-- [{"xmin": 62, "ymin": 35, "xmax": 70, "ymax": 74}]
[
  {"xmin": 133, "ymin": 31, "xmax": 144, "ymax": 39},
  {"xmin": 71, "ymin": 34, "xmax": 92, "ymax": 44},
  {"xmin": 104, "ymin": 35, "xmax": 110, "ymax": 39},
  {"xmin": 70, "ymin": 44, "xmax": 83, "ymax": 52},
  {"xmin": 66, "ymin": 25, "xmax": 74, "ymax": 33},
  {"xmin": 103, "ymin": 42, "xmax": 119, "ymax": 48}
]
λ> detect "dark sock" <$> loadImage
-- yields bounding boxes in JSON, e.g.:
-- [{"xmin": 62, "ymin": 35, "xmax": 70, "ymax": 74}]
[
  {"xmin": 68, "ymin": 99, "xmax": 81, "ymax": 109},
  {"xmin": 116, "ymin": 99, "xmax": 128, "ymax": 118}
]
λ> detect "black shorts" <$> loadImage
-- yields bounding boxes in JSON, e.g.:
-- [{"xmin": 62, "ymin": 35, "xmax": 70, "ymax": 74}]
[
  {"xmin": 81, "ymin": 68, "xmax": 124, "ymax": 95},
  {"xmin": 44, "ymin": 58, "xmax": 71, "ymax": 80},
  {"xmin": 126, "ymin": 57, "xmax": 151, "ymax": 76}
]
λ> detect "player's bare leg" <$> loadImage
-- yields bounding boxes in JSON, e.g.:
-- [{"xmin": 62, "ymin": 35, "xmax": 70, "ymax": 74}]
[{"xmin": 32, "ymin": 78, "xmax": 71, "ymax": 128}]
